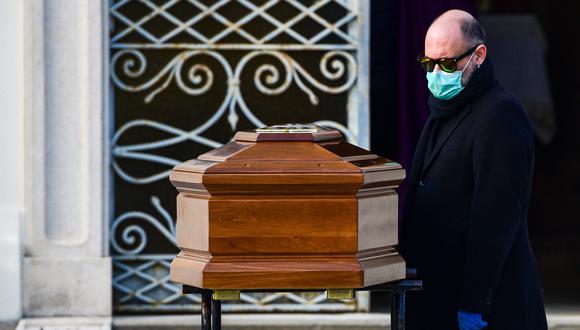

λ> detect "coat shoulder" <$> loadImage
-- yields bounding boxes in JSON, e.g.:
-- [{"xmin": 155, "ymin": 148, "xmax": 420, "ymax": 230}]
[{"xmin": 474, "ymin": 83, "xmax": 533, "ymax": 135}]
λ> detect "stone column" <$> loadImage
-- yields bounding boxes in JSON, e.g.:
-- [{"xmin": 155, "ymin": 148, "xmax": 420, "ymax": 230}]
[
  {"xmin": 21, "ymin": 0, "xmax": 111, "ymax": 326},
  {"xmin": 0, "ymin": 0, "xmax": 24, "ymax": 328}
]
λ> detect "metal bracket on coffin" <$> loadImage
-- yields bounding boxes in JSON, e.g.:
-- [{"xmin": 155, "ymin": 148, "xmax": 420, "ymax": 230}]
[
  {"xmin": 212, "ymin": 290, "xmax": 241, "ymax": 301},
  {"xmin": 327, "ymin": 289, "xmax": 354, "ymax": 300}
]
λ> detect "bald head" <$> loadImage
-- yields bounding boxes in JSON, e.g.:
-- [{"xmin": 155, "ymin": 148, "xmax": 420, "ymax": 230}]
[
  {"xmin": 424, "ymin": 10, "xmax": 487, "ymax": 85},
  {"xmin": 425, "ymin": 10, "xmax": 485, "ymax": 59}
]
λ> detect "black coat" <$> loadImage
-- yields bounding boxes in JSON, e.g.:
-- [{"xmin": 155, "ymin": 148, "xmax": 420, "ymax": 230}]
[{"xmin": 399, "ymin": 82, "xmax": 548, "ymax": 329}]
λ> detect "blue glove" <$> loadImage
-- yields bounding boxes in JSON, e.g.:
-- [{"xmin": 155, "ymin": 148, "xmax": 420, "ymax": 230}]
[{"xmin": 458, "ymin": 311, "xmax": 488, "ymax": 330}]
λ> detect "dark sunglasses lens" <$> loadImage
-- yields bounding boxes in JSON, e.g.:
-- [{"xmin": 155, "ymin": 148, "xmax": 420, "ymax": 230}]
[
  {"xmin": 418, "ymin": 58, "xmax": 434, "ymax": 72},
  {"xmin": 439, "ymin": 59, "xmax": 457, "ymax": 73}
]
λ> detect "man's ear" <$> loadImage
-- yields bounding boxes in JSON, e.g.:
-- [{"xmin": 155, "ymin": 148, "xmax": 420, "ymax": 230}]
[{"xmin": 475, "ymin": 44, "xmax": 487, "ymax": 65}]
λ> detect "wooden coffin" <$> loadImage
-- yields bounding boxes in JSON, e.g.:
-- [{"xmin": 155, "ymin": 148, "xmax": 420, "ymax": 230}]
[{"xmin": 170, "ymin": 124, "xmax": 406, "ymax": 290}]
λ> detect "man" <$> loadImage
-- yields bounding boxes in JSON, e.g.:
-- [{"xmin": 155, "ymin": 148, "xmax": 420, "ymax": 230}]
[{"xmin": 399, "ymin": 10, "xmax": 548, "ymax": 330}]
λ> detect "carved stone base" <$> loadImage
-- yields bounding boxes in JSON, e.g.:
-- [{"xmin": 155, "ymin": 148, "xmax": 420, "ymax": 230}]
[
  {"xmin": 16, "ymin": 317, "xmax": 111, "ymax": 330},
  {"xmin": 22, "ymin": 257, "xmax": 112, "ymax": 317}
]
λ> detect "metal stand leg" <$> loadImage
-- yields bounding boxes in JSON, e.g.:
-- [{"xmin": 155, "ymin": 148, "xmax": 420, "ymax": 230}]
[
  {"xmin": 390, "ymin": 289, "xmax": 406, "ymax": 330},
  {"xmin": 201, "ymin": 292, "xmax": 212, "ymax": 330},
  {"xmin": 211, "ymin": 296, "xmax": 222, "ymax": 330},
  {"xmin": 185, "ymin": 279, "xmax": 421, "ymax": 330}
]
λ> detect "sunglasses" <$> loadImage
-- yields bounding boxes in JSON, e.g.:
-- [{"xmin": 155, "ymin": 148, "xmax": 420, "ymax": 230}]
[{"xmin": 417, "ymin": 44, "xmax": 480, "ymax": 73}]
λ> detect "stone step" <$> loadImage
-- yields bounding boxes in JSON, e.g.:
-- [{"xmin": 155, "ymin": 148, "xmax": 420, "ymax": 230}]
[{"xmin": 10, "ymin": 313, "xmax": 580, "ymax": 330}]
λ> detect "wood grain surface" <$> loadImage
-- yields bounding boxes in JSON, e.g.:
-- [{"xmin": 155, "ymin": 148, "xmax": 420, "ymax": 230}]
[{"xmin": 170, "ymin": 132, "xmax": 406, "ymax": 290}]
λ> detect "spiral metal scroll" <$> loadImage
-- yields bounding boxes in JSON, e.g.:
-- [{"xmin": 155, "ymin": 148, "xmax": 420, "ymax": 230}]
[
  {"xmin": 111, "ymin": 196, "xmax": 176, "ymax": 255},
  {"xmin": 111, "ymin": 50, "xmax": 358, "ymax": 185}
]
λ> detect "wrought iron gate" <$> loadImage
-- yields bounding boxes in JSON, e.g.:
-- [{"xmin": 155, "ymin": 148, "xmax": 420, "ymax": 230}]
[{"xmin": 109, "ymin": 0, "xmax": 370, "ymax": 313}]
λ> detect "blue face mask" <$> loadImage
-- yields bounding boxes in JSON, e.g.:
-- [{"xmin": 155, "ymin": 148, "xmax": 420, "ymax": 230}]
[{"xmin": 426, "ymin": 52, "xmax": 475, "ymax": 100}]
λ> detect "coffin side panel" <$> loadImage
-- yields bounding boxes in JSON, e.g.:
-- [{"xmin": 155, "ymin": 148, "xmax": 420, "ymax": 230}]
[
  {"xmin": 208, "ymin": 197, "xmax": 358, "ymax": 255},
  {"xmin": 176, "ymin": 194, "xmax": 209, "ymax": 252},
  {"xmin": 360, "ymin": 253, "xmax": 406, "ymax": 286},
  {"xmin": 357, "ymin": 192, "xmax": 398, "ymax": 251},
  {"xmin": 206, "ymin": 161, "xmax": 361, "ymax": 174},
  {"xmin": 202, "ymin": 257, "xmax": 364, "ymax": 289},
  {"xmin": 226, "ymin": 142, "xmax": 344, "ymax": 161},
  {"xmin": 170, "ymin": 171, "xmax": 208, "ymax": 195},
  {"xmin": 201, "ymin": 173, "xmax": 363, "ymax": 196},
  {"xmin": 170, "ymin": 251, "xmax": 209, "ymax": 288}
]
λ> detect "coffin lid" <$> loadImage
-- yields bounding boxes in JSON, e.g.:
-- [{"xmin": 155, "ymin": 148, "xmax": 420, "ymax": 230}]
[
  {"xmin": 234, "ymin": 123, "xmax": 343, "ymax": 142},
  {"xmin": 172, "ymin": 124, "xmax": 403, "ymax": 176}
]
